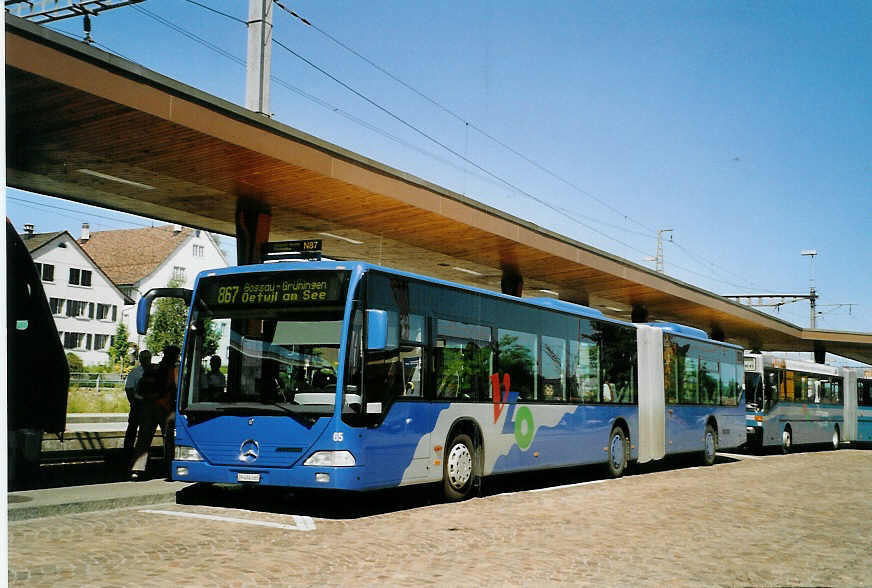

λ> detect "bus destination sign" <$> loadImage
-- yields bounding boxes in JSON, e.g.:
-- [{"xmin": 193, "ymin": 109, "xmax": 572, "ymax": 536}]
[
  {"xmin": 263, "ymin": 239, "xmax": 322, "ymax": 255},
  {"xmin": 203, "ymin": 272, "xmax": 346, "ymax": 309}
]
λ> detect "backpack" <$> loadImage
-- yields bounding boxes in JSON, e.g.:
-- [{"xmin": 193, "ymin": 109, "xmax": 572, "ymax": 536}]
[{"xmin": 136, "ymin": 364, "xmax": 167, "ymax": 403}]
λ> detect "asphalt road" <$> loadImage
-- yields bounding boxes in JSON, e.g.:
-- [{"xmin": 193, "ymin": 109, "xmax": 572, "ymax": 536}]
[{"xmin": 8, "ymin": 449, "xmax": 872, "ymax": 587}]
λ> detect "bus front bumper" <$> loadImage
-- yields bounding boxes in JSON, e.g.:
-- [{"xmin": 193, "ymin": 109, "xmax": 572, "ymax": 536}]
[
  {"xmin": 744, "ymin": 425, "xmax": 763, "ymax": 448},
  {"xmin": 171, "ymin": 460, "xmax": 365, "ymax": 490}
]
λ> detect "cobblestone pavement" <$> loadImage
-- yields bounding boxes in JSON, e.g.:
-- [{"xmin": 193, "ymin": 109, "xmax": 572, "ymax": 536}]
[{"xmin": 8, "ymin": 450, "xmax": 872, "ymax": 587}]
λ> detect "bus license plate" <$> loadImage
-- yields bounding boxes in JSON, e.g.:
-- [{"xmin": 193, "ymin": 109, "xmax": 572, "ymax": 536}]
[{"xmin": 237, "ymin": 472, "xmax": 261, "ymax": 483}]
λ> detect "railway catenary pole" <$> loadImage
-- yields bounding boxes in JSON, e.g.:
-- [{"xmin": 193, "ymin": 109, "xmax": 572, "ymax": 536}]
[{"xmin": 246, "ymin": 0, "xmax": 273, "ymax": 115}]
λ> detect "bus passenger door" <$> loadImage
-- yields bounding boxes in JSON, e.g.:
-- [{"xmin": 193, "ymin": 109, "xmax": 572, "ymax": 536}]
[{"xmin": 359, "ymin": 346, "xmax": 433, "ymax": 486}]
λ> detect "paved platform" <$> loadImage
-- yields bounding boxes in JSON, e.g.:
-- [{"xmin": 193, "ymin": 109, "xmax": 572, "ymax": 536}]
[{"xmin": 8, "ymin": 450, "xmax": 872, "ymax": 586}]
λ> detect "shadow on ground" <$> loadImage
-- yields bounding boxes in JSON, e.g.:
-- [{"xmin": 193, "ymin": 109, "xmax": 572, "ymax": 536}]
[
  {"xmin": 10, "ymin": 449, "xmax": 170, "ymax": 491},
  {"xmin": 174, "ymin": 452, "xmax": 745, "ymax": 520}
]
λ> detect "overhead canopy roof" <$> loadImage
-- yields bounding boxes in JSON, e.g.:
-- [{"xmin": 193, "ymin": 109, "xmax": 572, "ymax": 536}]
[{"xmin": 6, "ymin": 16, "xmax": 872, "ymax": 364}]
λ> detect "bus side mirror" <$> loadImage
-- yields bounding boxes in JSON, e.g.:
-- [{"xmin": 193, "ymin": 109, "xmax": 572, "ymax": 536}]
[
  {"xmin": 366, "ymin": 309, "xmax": 388, "ymax": 351},
  {"xmin": 137, "ymin": 287, "xmax": 193, "ymax": 335}
]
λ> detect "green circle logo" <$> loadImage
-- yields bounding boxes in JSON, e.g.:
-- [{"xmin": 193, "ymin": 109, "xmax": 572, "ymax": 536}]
[{"xmin": 514, "ymin": 406, "xmax": 535, "ymax": 450}]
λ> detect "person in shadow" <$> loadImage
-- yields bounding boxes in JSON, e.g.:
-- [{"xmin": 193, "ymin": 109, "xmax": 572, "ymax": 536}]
[{"xmin": 130, "ymin": 345, "xmax": 179, "ymax": 480}]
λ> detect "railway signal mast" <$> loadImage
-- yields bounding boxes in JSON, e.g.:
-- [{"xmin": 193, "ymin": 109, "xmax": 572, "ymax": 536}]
[
  {"xmin": 801, "ymin": 249, "xmax": 818, "ymax": 328},
  {"xmin": 726, "ymin": 249, "xmax": 855, "ymax": 330}
]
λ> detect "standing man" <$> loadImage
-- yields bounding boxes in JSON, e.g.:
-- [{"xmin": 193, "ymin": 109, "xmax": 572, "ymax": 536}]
[
  {"xmin": 131, "ymin": 345, "xmax": 179, "ymax": 480},
  {"xmin": 123, "ymin": 349, "xmax": 152, "ymax": 462}
]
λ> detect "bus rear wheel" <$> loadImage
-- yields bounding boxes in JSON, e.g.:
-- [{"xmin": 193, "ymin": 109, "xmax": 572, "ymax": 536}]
[
  {"xmin": 702, "ymin": 424, "xmax": 718, "ymax": 466},
  {"xmin": 606, "ymin": 426, "xmax": 627, "ymax": 478},
  {"xmin": 781, "ymin": 427, "xmax": 792, "ymax": 454},
  {"xmin": 443, "ymin": 434, "xmax": 475, "ymax": 501}
]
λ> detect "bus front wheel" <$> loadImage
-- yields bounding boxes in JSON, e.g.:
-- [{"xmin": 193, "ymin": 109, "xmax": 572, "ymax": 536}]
[
  {"xmin": 832, "ymin": 426, "xmax": 840, "ymax": 450},
  {"xmin": 702, "ymin": 424, "xmax": 718, "ymax": 466},
  {"xmin": 443, "ymin": 434, "xmax": 475, "ymax": 501},
  {"xmin": 606, "ymin": 427, "xmax": 627, "ymax": 478},
  {"xmin": 781, "ymin": 427, "xmax": 792, "ymax": 454}
]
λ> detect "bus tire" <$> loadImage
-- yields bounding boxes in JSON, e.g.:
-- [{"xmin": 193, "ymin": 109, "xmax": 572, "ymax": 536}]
[
  {"xmin": 443, "ymin": 434, "xmax": 475, "ymax": 501},
  {"xmin": 702, "ymin": 424, "xmax": 717, "ymax": 466},
  {"xmin": 781, "ymin": 427, "xmax": 792, "ymax": 454},
  {"xmin": 606, "ymin": 426, "xmax": 627, "ymax": 478},
  {"xmin": 832, "ymin": 426, "xmax": 840, "ymax": 450}
]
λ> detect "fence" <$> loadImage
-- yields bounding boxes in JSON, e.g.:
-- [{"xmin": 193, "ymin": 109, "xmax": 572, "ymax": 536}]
[{"xmin": 68, "ymin": 372, "xmax": 125, "ymax": 392}]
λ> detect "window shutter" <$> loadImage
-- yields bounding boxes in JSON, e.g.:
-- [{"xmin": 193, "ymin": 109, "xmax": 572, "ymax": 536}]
[
  {"xmin": 112, "ymin": 305, "xmax": 118, "ymax": 321},
  {"xmin": 89, "ymin": 303, "xmax": 95, "ymax": 318},
  {"xmin": 86, "ymin": 334, "xmax": 92, "ymax": 350}
]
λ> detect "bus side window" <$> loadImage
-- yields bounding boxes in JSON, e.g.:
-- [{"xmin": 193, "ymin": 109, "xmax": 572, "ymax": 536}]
[
  {"xmin": 434, "ymin": 320, "xmax": 492, "ymax": 401},
  {"xmin": 569, "ymin": 337, "xmax": 599, "ymax": 403},
  {"xmin": 541, "ymin": 335, "xmax": 566, "ymax": 403},
  {"xmin": 497, "ymin": 328, "xmax": 537, "ymax": 402}
]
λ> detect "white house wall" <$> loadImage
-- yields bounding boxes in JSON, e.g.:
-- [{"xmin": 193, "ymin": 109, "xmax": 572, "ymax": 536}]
[
  {"xmin": 30, "ymin": 233, "xmax": 128, "ymax": 366},
  {"xmin": 123, "ymin": 230, "xmax": 230, "ymax": 358}
]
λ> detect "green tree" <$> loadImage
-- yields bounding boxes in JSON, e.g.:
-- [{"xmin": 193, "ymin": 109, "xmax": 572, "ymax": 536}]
[
  {"xmin": 202, "ymin": 319, "xmax": 222, "ymax": 357},
  {"xmin": 66, "ymin": 352, "xmax": 84, "ymax": 372},
  {"xmin": 108, "ymin": 321, "xmax": 131, "ymax": 365},
  {"xmin": 145, "ymin": 278, "xmax": 188, "ymax": 353}
]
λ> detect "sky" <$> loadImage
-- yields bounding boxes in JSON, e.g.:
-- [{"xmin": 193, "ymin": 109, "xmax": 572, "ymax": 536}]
[{"xmin": 4, "ymin": 0, "xmax": 871, "ymax": 336}]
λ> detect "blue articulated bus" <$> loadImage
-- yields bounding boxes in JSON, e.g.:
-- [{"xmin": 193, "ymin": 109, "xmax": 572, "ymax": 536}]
[{"xmin": 138, "ymin": 261, "xmax": 744, "ymax": 499}]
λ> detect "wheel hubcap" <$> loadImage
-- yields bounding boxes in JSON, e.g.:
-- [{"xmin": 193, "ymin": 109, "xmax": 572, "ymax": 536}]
[
  {"xmin": 447, "ymin": 443, "xmax": 472, "ymax": 490},
  {"xmin": 783, "ymin": 431, "xmax": 791, "ymax": 448},
  {"xmin": 833, "ymin": 430, "xmax": 839, "ymax": 448},
  {"xmin": 610, "ymin": 434, "xmax": 624, "ymax": 470}
]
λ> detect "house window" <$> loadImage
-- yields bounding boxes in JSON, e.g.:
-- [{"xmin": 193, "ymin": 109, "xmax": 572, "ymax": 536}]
[
  {"xmin": 69, "ymin": 268, "xmax": 92, "ymax": 287},
  {"xmin": 65, "ymin": 300, "xmax": 89, "ymax": 318},
  {"xmin": 193, "ymin": 244, "xmax": 205, "ymax": 257},
  {"xmin": 94, "ymin": 334, "xmax": 110, "ymax": 350},
  {"xmin": 63, "ymin": 332, "xmax": 86, "ymax": 350},
  {"xmin": 49, "ymin": 297, "xmax": 63, "ymax": 315},
  {"xmin": 96, "ymin": 303, "xmax": 114, "ymax": 320},
  {"xmin": 173, "ymin": 266, "xmax": 186, "ymax": 282},
  {"xmin": 35, "ymin": 262, "xmax": 55, "ymax": 282}
]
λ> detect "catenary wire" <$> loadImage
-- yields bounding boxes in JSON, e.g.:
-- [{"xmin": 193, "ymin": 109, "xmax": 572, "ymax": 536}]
[
  {"xmin": 49, "ymin": 3, "xmax": 785, "ymax": 297},
  {"xmin": 272, "ymin": 1, "xmax": 658, "ymax": 236}
]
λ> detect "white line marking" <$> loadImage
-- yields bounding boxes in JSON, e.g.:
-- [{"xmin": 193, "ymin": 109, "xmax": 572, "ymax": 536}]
[
  {"xmin": 718, "ymin": 452, "xmax": 763, "ymax": 461},
  {"xmin": 141, "ymin": 509, "xmax": 316, "ymax": 531},
  {"xmin": 528, "ymin": 479, "xmax": 609, "ymax": 493}
]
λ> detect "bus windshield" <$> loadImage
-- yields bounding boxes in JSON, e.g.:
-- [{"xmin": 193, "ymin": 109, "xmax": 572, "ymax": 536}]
[
  {"xmin": 745, "ymin": 372, "xmax": 762, "ymax": 410},
  {"xmin": 181, "ymin": 270, "xmax": 351, "ymax": 419}
]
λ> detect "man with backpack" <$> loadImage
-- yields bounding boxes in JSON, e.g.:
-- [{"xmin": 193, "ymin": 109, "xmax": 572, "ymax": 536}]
[{"xmin": 130, "ymin": 345, "xmax": 179, "ymax": 480}]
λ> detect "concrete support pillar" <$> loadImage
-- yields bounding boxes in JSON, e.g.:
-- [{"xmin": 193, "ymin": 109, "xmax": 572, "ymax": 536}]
[
  {"xmin": 709, "ymin": 324, "xmax": 725, "ymax": 342},
  {"xmin": 500, "ymin": 269, "xmax": 523, "ymax": 297},
  {"xmin": 814, "ymin": 342, "xmax": 826, "ymax": 364},
  {"xmin": 566, "ymin": 293, "xmax": 590, "ymax": 307},
  {"xmin": 235, "ymin": 200, "xmax": 271, "ymax": 265},
  {"xmin": 631, "ymin": 304, "xmax": 648, "ymax": 323}
]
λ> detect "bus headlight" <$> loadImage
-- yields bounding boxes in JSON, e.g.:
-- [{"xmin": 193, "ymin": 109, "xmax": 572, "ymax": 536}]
[
  {"xmin": 174, "ymin": 445, "xmax": 204, "ymax": 461},
  {"xmin": 303, "ymin": 451, "xmax": 356, "ymax": 467}
]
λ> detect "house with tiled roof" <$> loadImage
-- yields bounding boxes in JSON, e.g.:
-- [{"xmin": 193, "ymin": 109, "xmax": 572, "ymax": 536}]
[
  {"xmin": 21, "ymin": 224, "xmax": 131, "ymax": 366},
  {"xmin": 79, "ymin": 223, "xmax": 229, "ymax": 352}
]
